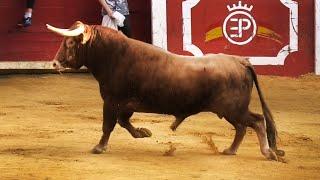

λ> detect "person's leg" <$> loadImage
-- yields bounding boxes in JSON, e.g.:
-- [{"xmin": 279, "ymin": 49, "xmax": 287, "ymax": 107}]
[
  {"xmin": 18, "ymin": 0, "xmax": 36, "ymax": 27},
  {"xmin": 25, "ymin": 0, "xmax": 35, "ymax": 14},
  {"xmin": 118, "ymin": 15, "xmax": 131, "ymax": 37}
]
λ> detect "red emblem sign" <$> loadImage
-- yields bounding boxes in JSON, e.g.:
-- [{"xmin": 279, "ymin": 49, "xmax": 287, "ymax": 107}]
[{"xmin": 164, "ymin": 0, "xmax": 298, "ymax": 66}]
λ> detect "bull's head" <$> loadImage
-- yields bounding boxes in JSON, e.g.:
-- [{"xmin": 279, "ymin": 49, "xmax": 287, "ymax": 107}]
[{"xmin": 46, "ymin": 21, "xmax": 91, "ymax": 70}]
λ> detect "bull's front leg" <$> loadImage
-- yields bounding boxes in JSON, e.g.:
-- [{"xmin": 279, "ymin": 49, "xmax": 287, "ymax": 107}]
[{"xmin": 92, "ymin": 102, "xmax": 117, "ymax": 154}]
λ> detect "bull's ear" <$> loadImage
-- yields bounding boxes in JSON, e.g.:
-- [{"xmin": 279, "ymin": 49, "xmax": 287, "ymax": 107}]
[
  {"xmin": 73, "ymin": 21, "xmax": 91, "ymax": 44},
  {"xmin": 80, "ymin": 24, "xmax": 91, "ymax": 44}
]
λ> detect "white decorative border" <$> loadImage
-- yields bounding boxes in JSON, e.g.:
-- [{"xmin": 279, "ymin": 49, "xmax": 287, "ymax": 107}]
[
  {"xmin": 181, "ymin": 0, "xmax": 298, "ymax": 65},
  {"xmin": 316, "ymin": 0, "xmax": 320, "ymax": 75},
  {"xmin": 182, "ymin": 0, "xmax": 203, "ymax": 56},
  {"xmin": 151, "ymin": 0, "xmax": 167, "ymax": 50},
  {"xmin": 152, "ymin": 0, "xmax": 299, "ymax": 65}
]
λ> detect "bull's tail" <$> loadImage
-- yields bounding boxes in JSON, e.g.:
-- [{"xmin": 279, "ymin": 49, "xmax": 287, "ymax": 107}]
[{"xmin": 246, "ymin": 65, "xmax": 281, "ymax": 153}]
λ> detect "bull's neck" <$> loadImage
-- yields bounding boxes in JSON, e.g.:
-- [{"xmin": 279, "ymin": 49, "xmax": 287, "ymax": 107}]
[{"xmin": 84, "ymin": 27, "xmax": 129, "ymax": 82}]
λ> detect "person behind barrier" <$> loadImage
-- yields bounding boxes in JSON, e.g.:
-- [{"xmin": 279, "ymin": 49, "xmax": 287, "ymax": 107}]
[
  {"xmin": 97, "ymin": 0, "xmax": 131, "ymax": 37},
  {"xmin": 17, "ymin": 0, "xmax": 36, "ymax": 27}
]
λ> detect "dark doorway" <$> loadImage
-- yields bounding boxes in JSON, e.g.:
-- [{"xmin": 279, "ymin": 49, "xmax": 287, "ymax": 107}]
[{"xmin": 128, "ymin": 0, "xmax": 152, "ymax": 43}]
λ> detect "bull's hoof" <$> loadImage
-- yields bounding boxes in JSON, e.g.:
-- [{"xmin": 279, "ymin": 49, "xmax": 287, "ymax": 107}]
[
  {"xmin": 275, "ymin": 149, "xmax": 285, "ymax": 157},
  {"xmin": 265, "ymin": 149, "xmax": 278, "ymax": 161},
  {"xmin": 91, "ymin": 144, "xmax": 106, "ymax": 154},
  {"xmin": 222, "ymin": 148, "xmax": 236, "ymax": 155},
  {"xmin": 170, "ymin": 123, "xmax": 177, "ymax": 131},
  {"xmin": 133, "ymin": 128, "xmax": 152, "ymax": 138}
]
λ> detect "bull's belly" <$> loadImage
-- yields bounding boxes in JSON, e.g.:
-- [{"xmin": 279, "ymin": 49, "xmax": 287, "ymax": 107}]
[
  {"xmin": 122, "ymin": 89, "xmax": 252, "ymax": 118},
  {"xmin": 122, "ymin": 99, "xmax": 237, "ymax": 119},
  {"xmin": 122, "ymin": 98, "xmax": 207, "ymax": 115}
]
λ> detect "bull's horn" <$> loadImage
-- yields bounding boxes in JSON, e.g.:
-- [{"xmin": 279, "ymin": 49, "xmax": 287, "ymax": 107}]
[{"xmin": 46, "ymin": 23, "xmax": 85, "ymax": 37}]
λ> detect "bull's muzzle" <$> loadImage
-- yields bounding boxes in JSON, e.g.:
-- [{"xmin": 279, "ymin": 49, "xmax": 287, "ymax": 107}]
[{"xmin": 52, "ymin": 60, "xmax": 65, "ymax": 71}]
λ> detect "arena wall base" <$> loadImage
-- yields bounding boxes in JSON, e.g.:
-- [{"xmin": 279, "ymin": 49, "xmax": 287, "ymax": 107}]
[
  {"xmin": 0, "ymin": 61, "xmax": 54, "ymax": 69},
  {"xmin": 0, "ymin": 61, "xmax": 87, "ymax": 74}
]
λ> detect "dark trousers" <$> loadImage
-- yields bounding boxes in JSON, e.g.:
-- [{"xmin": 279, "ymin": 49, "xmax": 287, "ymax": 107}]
[
  {"xmin": 118, "ymin": 15, "xmax": 131, "ymax": 38},
  {"xmin": 27, "ymin": 0, "xmax": 35, "ymax": 9}
]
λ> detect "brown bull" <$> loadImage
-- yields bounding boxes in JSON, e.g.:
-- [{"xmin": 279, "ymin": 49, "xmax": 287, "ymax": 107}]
[{"xmin": 47, "ymin": 21, "xmax": 284, "ymax": 160}]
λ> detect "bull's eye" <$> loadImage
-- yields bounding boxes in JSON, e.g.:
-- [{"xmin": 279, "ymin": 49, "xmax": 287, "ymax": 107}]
[{"xmin": 66, "ymin": 38, "xmax": 75, "ymax": 48}]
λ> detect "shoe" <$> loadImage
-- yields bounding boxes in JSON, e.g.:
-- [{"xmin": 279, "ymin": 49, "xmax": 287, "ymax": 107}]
[{"xmin": 17, "ymin": 17, "xmax": 32, "ymax": 27}]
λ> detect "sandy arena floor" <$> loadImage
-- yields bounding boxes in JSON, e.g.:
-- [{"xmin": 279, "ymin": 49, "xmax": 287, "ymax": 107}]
[{"xmin": 0, "ymin": 73, "xmax": 319, "ymax": 179}]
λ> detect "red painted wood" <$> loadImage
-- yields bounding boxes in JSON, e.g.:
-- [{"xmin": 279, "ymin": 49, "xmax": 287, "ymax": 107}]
[
  {"xmin": 254, "ymin": 0, "xmax": 315, "ymax": 76},
  {"xmin": 0, "ymin": 0, "xmax": 151, "ymax": 62},
  {"xmin": 128, "ymin": 0, "xmax": 151, "ymax": 43},
  {"xmin": 0, "ymin": 0, "xmax": 100, "ymax": 61}
]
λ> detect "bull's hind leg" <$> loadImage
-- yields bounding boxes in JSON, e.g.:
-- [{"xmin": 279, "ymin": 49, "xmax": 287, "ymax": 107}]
[
  {"xmin": 118, "ymin": 111, "xmax": 152, "ymax": 138},
  {"xmin": 222, "ymin": 117, "xmax": 247, "ymax": 155},
  {"xmin": 246, "ymin": 111, "xmax": 278, "ymax": 161},
  {"xmin": 92, "ymin": 103, "xmax": 117, "ymax": 154},
  {"xmin": 170, "ymin": 116, "xmax": 186, "ymax": 131}
]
